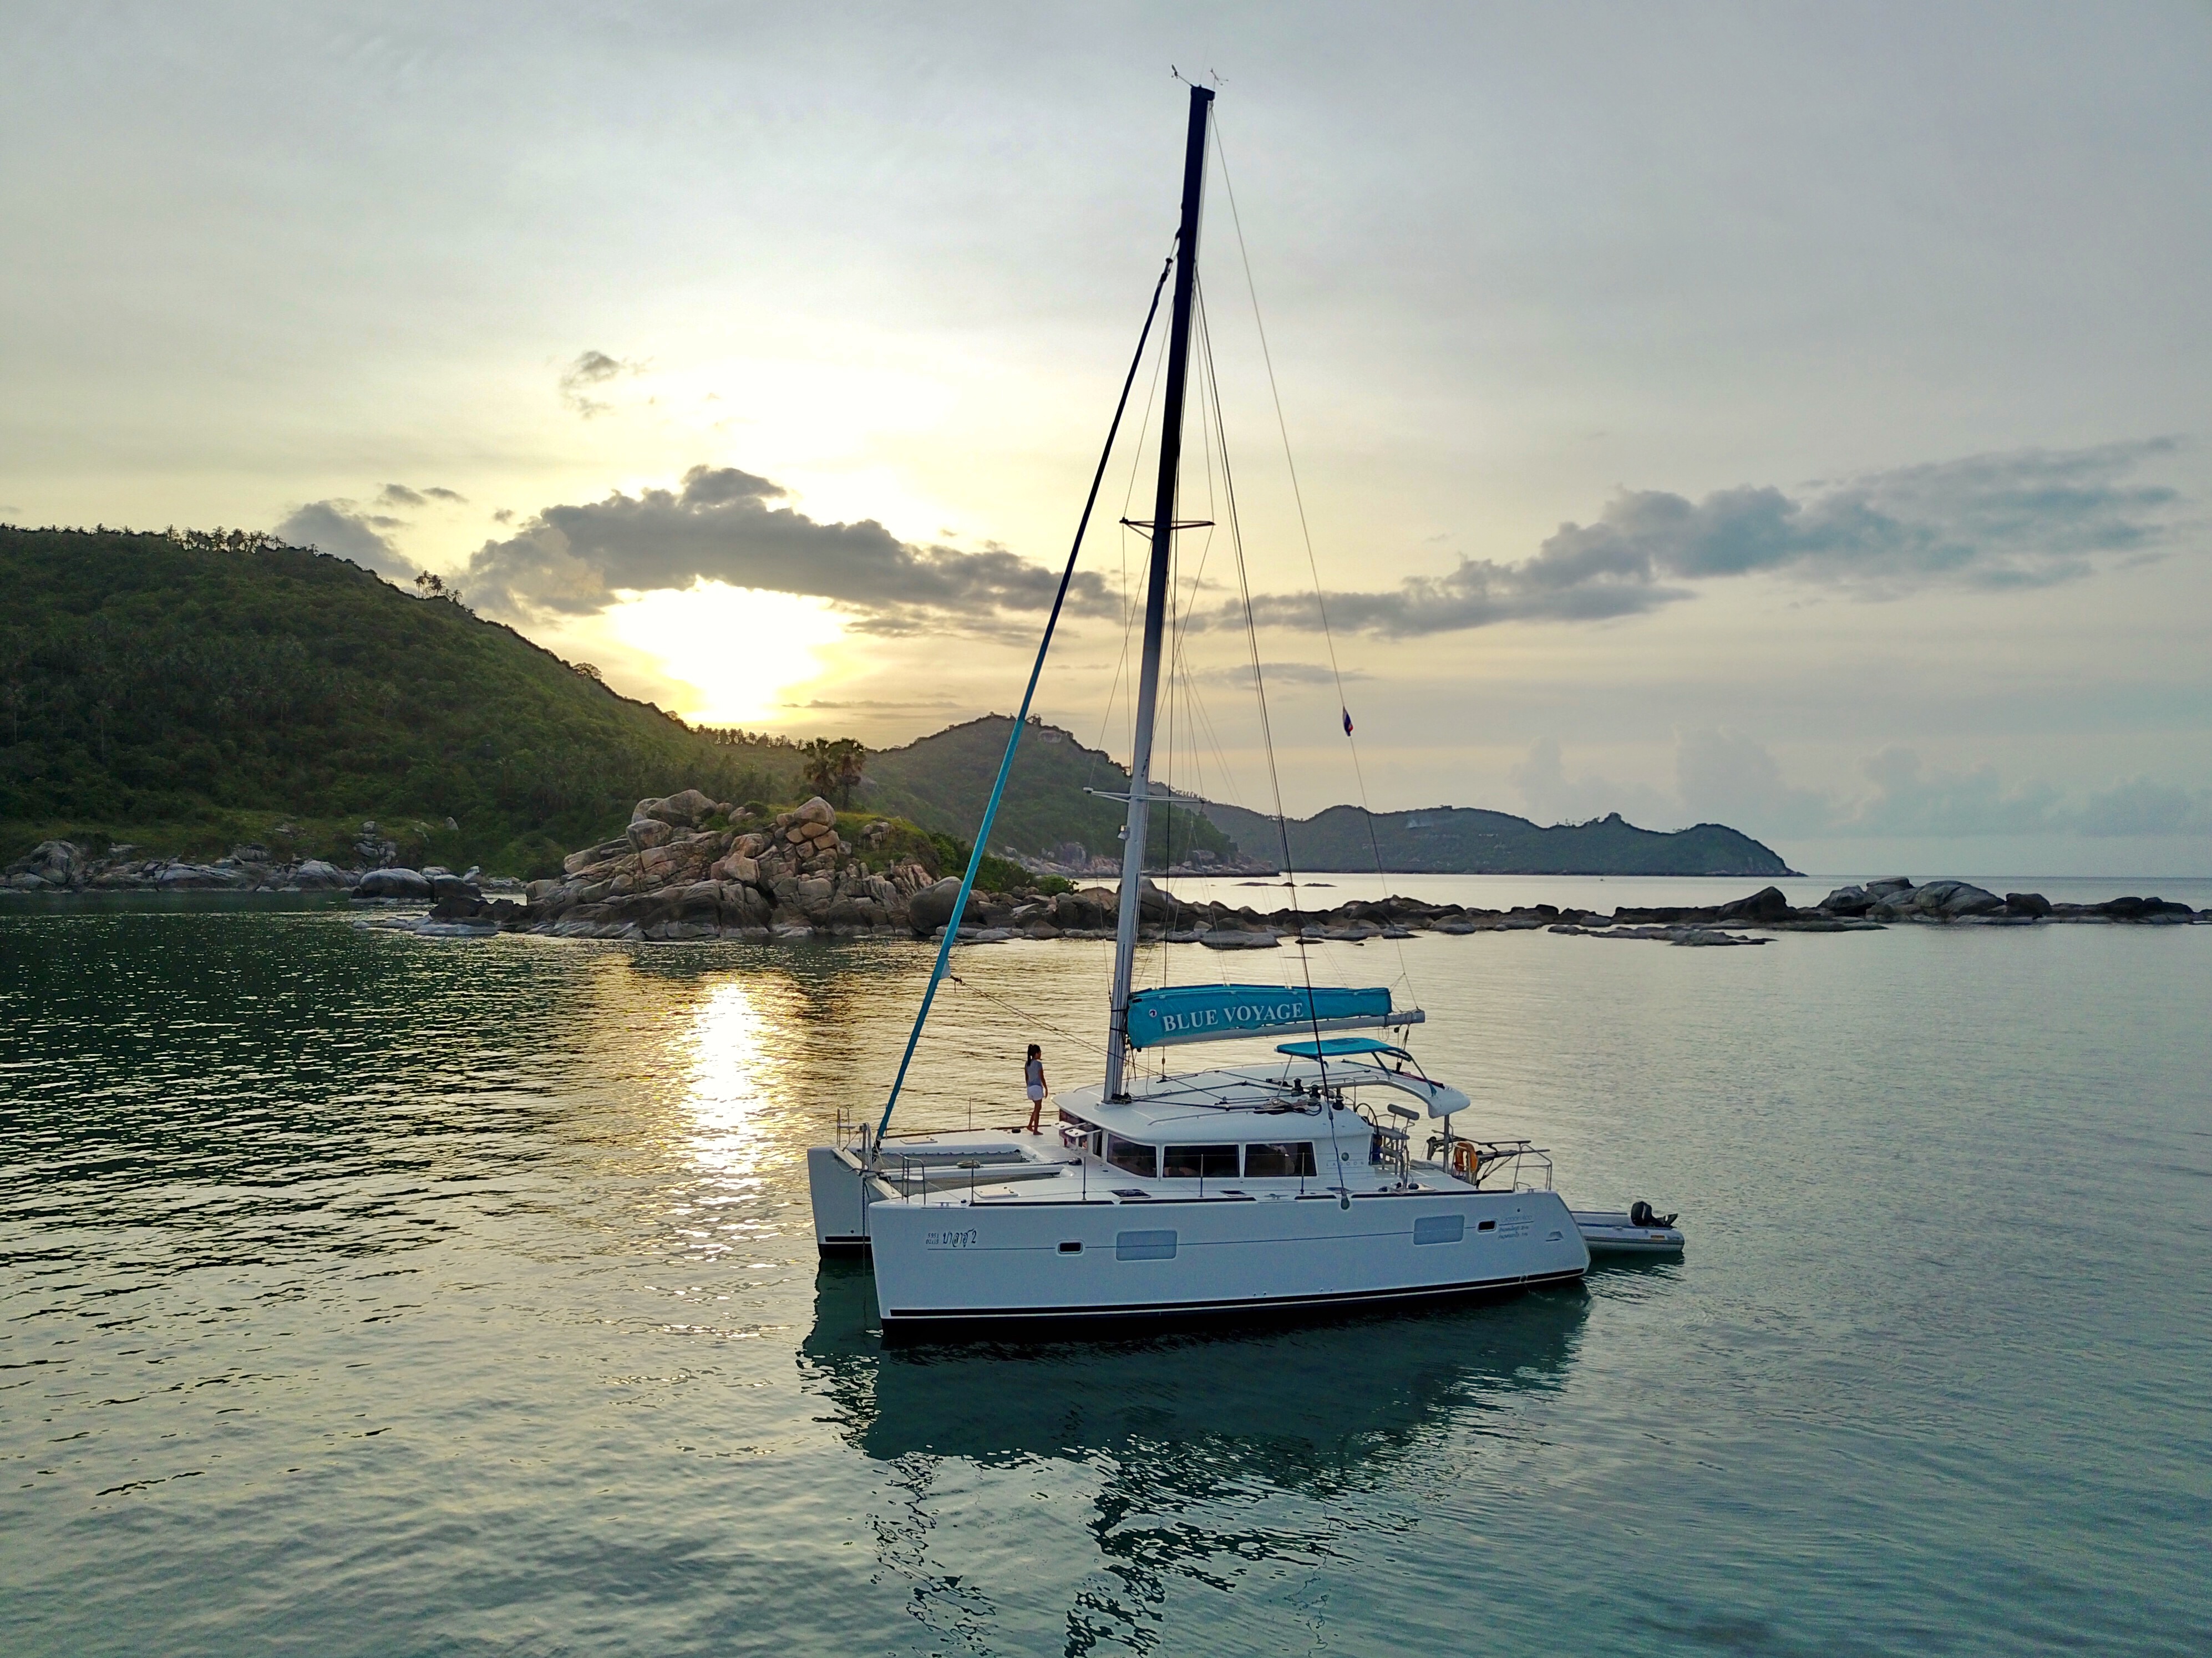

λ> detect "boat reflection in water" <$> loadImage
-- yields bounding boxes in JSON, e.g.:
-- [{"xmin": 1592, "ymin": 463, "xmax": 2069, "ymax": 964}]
[
  {"xmin": 802, "ymin": 1264, "xmax": 1593, "ymax": 1642},
  {"xmin": 801, "ymin": 1260, "xmax": 1590, "ymax": 1474}
]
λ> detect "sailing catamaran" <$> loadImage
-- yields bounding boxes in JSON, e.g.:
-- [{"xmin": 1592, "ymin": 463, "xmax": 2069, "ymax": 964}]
[{"xmin": 806, "ymin": 85, "xmax": 1605, "ymax": 1337}]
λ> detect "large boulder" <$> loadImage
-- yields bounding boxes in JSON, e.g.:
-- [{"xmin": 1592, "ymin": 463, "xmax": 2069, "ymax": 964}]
[
  {"xmin": 1052, "ymin": 888, "xmax": 1113, "ymax": 930},
  {"xmin": 2097, "ymin": 895, "xmax": 2194, "ymax": 920},
  {"xmin": 2003, "ymin": 891, "xmax": 2052, "ymax": 918},
  {"xmin": 158, "ymin": 862, "xmax": 248, "ymax": 889},
  {"xmin": 6, "ymin": 840, "xmax": 82, "ymax": 887},
  {"xmin": 907, "ymin": 877, "xmax": 986, "ymax": 935},
  {"xmin": 1715, "ymin": 886, "xmax": 1792, "ymax": 923},
  {"xmin": 626, "ymin": 817, "xmax": 676, "ymax": 851},
  {"xmin": 1912, "ymin": 879, "xmax": 2006, "ymax": 918},
  {"xmin": 793, "ymin": 796, "xmax": 837, "ymax": 827},
  {"xmin": 722, "ymin": 882, "xmax": 774, "ymax": 929},
  {"xmin": 564, "ymin": 837, "xmax": 630, "ymax": 876},
  {"xmin": 357, "ymin": 867, "xmax": 434, "ymax": 899},
  {"xmin": 711, "ymin": 852, "xmax": 761, "ymax": 886},
  {"xmin": 293, "ymin": 859, "xmax": 348, "ymax": 889},
  {"xmin": 633, "ymin": 788, "xmax": 720, "ymax": 829},
  {"xmin": 1818, "ymin": 884, "xmax": 1874, "ymax": 916}
]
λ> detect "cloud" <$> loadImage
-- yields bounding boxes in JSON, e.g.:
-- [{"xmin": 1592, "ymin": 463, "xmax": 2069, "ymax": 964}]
[
  {"xmin": 2063, "ymin": 777, "xmax": 2212, "ymax": 837},
  {"xmin": 373, "ymin": 482, "xmax": 467, "ymax": 507},
  {"xmin": 1183, "ymin": 660, "xmax": 1369, "ymax": 688},
  {"xmin": 1247, "ymin": 441, "xmax": 2181, "ymax": 637},
  {"xmin": 1846, "ymin": 746, "xmax": 2066, "ymax": 837},
  {"xmin": 1510, "ymin": 736, "xmax": 1681, "ymax": 827},
  {"xmin": 461, "ymin": 463, "xmax": 1115, "ymax": 627},
  {"xmin": 273, "ymin": 499, "xmax": 416, "ymax": 575},
  {"xmin": 1674, "ymin": 726, "xmax": 1836, "ymax": 836},
  {"xmin": 560, "ymin": 349, "xmax": 642, "ymax": 417}
]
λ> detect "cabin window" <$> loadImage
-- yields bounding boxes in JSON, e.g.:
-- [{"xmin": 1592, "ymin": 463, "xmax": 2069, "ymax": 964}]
[
  {"xmin": 1413, "ymin": 1214, "xmax": 1465, "ymax": 1245},
  {"xmin": 1115, "ymin": 1229, "xmax": 1177, "ymax": 1261},
  {"xmin": 1242, "ymin": 1142, "xmax": 1318, "ymax": 1178},
  {"xmin": 1105, "ymin": 1135, "xmax": 1158, "ymax": 1179},
  {"xmin": 1161, "ymin": 1144, "xmax": 1239, "ymax": 1179}
]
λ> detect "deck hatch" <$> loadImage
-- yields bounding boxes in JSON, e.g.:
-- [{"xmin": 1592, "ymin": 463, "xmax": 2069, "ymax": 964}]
[
  {"xmin": 1115, "ymin": 1229, "xmax": 1178, "ymax": 1261},
  {"xmin": 1413, "ymin": 1214, "xmax": 1466, "ymax": 1245}
]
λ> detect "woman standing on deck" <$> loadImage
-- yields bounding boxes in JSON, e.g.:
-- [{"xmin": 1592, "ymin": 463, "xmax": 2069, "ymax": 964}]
[{"xmin": 1023, "ymin": 1044, "xmax": 1047, "ymax": 1134}]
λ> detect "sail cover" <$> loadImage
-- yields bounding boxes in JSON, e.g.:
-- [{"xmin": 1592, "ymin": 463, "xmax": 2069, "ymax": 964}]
[{"xmin": 1124, "ymin": 984, "xmax": 1403, "ymax": 1050}]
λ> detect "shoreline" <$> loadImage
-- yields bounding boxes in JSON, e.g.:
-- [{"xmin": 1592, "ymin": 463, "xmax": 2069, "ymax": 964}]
[{"xmin": 11, "ymin": 820, "xmax": 2203, "ymax": 946}]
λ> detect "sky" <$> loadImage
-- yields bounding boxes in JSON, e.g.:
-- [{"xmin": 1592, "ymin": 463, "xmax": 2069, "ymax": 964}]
[{"xmin": 4, "ymin": 1, "xmax": 2209, "ymax": 876}]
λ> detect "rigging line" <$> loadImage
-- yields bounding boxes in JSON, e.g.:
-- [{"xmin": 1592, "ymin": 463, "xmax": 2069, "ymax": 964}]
[
  {"xmin": 942, "ymin": 975, "xmax": 1109, "ymax": 1059},
  {"xmin": 1194, "ymin": 272, "xmax": 1352, "ymax": 1202},
  {"xmin": 1212, "ymin": 118, "xmax": 1416, "ymax": 1001},
  {"xmin": 875, "ymin": 247, "xmax": 1175, "ymax": 1146}
]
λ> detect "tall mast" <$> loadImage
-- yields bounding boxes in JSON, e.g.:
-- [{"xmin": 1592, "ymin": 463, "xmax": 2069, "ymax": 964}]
[{"xmin": 1105, "ymin": 83, "xmax": 1212, "ymax": 1101}]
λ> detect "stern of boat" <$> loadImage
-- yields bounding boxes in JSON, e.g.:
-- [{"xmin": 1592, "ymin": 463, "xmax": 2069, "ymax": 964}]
[{"xmin": 809, "ymin": 1140, "xmax": 878, "ymax": 1257}]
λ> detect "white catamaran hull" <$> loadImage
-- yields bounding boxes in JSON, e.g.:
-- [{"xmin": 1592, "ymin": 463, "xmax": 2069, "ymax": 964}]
[{"xmin": 865, "ymin": 1186, "xmax": 1589, "ymax": 1336}]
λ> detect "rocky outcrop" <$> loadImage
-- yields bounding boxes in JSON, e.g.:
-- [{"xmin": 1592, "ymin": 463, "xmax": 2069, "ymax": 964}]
[
  {"xmin": 447, "ymin": 794, "xmax": 938, "ymax": 941},
  {"xmin": 3, "ymin": 838, "xmax": 388, "ymax": 894}
]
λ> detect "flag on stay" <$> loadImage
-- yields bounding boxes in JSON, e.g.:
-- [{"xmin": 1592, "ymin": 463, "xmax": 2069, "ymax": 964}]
[{"xmin": 1341, "ymin": 708, "xmax": 1354, "ymax": 736}]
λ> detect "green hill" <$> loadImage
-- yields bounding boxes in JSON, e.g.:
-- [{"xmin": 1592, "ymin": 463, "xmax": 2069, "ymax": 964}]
[
  {"xmin": 0, "ymin": 525, "xmax": 802, "ymax": 874},
  {"xmin": 1193, "ymin": 799, "xmax": 1797, "ymax": 876},
  {"xmin": 860, "ymin": 715, "xmax": 1237, "ymax": 869}
]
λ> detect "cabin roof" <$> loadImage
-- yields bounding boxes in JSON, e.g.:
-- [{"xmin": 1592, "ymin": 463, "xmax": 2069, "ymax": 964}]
[
  {"xmin": 1058, "ymin": 1051, "xmax": 1468, "ymax": 1134},
  {"xmin": 1056, "ymin": 1066, "xmax": 1372, "ymax": 1143}
]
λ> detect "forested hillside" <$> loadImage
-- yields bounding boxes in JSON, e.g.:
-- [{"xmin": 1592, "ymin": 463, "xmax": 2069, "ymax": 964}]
[
  {"xmin": 0, "ymin": 526, "xmax": 800, "ymax": 873},
  {"xmin": 861, "ymin": 715, "xmax": 1236, "ymax": 868}
]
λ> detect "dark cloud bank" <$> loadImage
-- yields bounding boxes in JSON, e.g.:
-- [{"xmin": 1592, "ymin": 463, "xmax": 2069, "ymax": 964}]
[
  {"xmin": 461, "ymin": 465, "xmax": 1117, "ymax": 629},
  {"xmin": 1248, "ymin": 440, "xmax": 2181, "ymax": 635}
]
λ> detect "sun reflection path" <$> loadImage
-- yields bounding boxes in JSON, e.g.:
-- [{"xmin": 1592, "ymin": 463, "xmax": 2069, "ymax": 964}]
[{"xmin": 658, "ymin": 975, "xmax": 806, "ymax": 1281}]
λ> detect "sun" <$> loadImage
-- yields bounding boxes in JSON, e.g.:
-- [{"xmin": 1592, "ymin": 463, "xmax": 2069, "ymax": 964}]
[{"xmin": 605, "ymin": 581, "xmax": 847, "ymax": 725}]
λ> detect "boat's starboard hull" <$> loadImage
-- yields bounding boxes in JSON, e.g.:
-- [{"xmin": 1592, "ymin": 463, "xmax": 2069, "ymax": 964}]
[{"xmin": 867, "ymin": 1186, "xmax": 1589, "ymax": 1340}]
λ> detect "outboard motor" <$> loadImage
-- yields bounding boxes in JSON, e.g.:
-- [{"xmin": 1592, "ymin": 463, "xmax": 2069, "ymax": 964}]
[{"xmin": 1629, "ymin": 1199, "xmax": 1678, "ymax": 1228}]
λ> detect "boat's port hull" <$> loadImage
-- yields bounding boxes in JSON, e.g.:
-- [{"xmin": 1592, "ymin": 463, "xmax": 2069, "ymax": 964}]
[
  {"xmin": 808, "ymin": 1145, "xmax": 877, "ymax": 1255},
  {"xmin": 866, "ymin": 1185, "xmax": 1590, "ymax": 1340}
]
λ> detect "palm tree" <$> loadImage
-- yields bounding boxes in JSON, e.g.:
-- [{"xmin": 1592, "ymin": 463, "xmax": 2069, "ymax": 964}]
[
  {"xmin": 799, "ymin": 738, "xmax": 840, "ymax": 802},
  {"xmin": 798, "ymin": 738, "xmax": 868, "ymax": 808},
  {"xmin": 833, "ymin": 739, "xmax": 867, "ymax": 808}
]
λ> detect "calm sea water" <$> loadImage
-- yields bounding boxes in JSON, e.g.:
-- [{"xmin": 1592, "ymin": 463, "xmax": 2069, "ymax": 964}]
[{"xmin": 3, "ymin": 903, "xmax": 2206, "ymax": 1655}]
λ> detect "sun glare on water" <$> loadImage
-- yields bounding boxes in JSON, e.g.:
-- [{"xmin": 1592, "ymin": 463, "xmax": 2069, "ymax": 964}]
[{"xmin": 607, "ymin": 581, "xmax": 846, "ymax": 725}]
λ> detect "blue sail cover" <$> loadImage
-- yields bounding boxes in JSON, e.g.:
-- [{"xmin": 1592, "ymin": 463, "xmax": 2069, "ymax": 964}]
[{"xmin": 1125, "ymin": 984, "xmax": 1397, "ymax": 1049}]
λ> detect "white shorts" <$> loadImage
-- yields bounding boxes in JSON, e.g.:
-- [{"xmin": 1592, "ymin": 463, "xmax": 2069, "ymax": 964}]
[{"xmin": 1026, "ymin": 1085, "xmax": 1045, "ymax": 1102}]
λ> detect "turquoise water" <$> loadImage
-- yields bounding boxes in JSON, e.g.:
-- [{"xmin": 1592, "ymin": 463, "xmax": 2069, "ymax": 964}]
[{"xmin": 2, "ymin": 909, "xmax": 2206, "ymax": 1654}]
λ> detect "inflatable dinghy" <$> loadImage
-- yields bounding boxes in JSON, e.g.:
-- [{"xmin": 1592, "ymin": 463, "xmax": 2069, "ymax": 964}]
[{"xmin": 1571, "ymin": 1201, "xmax": 1685, "ymax": 1257}]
